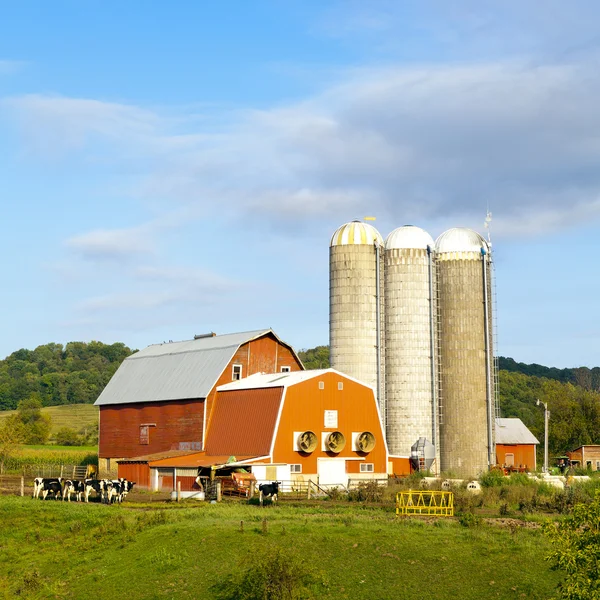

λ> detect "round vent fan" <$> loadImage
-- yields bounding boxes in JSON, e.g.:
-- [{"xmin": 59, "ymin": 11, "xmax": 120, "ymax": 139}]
[
  {"xmin": 356, "ymin": 431, "xmax": 376, "ymax": 453},
  {"xmin": 325, "ymin": 431, "xmax": 346, "ymax": 453},
  {"xmin": 297, "ymin": 431, "xmax": 318, "ymax": 453}
]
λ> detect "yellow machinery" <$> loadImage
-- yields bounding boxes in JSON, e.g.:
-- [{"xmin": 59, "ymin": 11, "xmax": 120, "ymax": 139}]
[{"xmin": 396, "ymin": 490, "xmax": 454, "ymax": 517}]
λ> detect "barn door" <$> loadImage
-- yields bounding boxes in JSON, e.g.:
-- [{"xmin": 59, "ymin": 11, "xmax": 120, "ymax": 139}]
[{"xmin": 318, "ymin": 459, "xmax": 347, "ymax": 487}]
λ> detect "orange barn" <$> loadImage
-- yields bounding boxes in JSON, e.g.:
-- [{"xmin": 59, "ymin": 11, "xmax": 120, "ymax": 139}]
[
  {"xmin": 134, "ymin": 369, "xmax": 388, "ymax": 489},
  {"xmin": 495, "ymin": 418, "xmax": 539, "ymax": 471}
]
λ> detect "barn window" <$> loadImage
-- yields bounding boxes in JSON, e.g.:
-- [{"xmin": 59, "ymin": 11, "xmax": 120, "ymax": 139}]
[
  {"xmin": 504, "ymin": 453, "xmax": 514, "ymax": 467},
  {"xmin": 338, "ymin": 382, "xmax": 343, "ymax": 390},
  {"xmin": 318, "ymin": 381, "xmax": 324, "ymax": 390},
  {"xmin": 232, "ymin": 364, "xmax": 242, "ymax": 381},
  {"xmin": 290, "ymin": 464, "xmax": 302, "ymax": 473},
  {"xmin": 281, "ymin": 366, "xmax": 291, "ymax": 373},
  {"xmin": 140, "ymin": 426, "xmax": 149, "ymax": 445},
  {"xmin": 360, "ymin": 463, "xmax": 374, "ymax": 473}
]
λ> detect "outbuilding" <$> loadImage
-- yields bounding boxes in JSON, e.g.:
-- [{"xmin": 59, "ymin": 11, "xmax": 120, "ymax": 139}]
[
  {"xmin": 495, "ymin": 417, "xmax": 539, "ymax": 472},
  {"xmin": 567, "ymin": 445, "xmax": 600, "ymax": 470},
  {"xmin": 96, "ymin": 329, "xmax": 303, "ymax": 476}
]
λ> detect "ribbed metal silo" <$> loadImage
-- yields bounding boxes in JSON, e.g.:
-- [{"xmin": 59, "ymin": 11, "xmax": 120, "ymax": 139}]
[
  {"xmin": 330, "ymin": 221, "xmax": 385, "ymax": 417},
  {"xmin": 436, "ymin": 228, "xmax": 495, "ymax": 478},
  {"xmin": 384, "ymin": 226, "xmax": 439, "ymax": 469}
]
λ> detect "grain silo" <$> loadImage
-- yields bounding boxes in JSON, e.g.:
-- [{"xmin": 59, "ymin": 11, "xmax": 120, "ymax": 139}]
[
  {"xmin": 436, "ymin": 227, "xmax": 495, "ymax": 478},
  {"xmin": 330, "ymin": 221, "xmax": 385, "ymax": 417},
  {"xmin": 384, "ymin": 226, "xmax": 439, "ymax": 469}
]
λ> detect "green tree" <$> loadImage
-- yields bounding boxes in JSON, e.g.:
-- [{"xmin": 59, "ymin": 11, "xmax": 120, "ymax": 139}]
[
  {"xmin": 55, "ymin": 427, "xmax": 81, "ymax": 446},
  {"xmin": 16, "ymin": 396, "xmax": 52, "ymax": 444},
  {"xmin": 0, "ymin": 417, "xmax": 25, "ymax": 473},
  {"xmin": 545, "ymin": 491, "xmax": 600, "ymax": 599}
]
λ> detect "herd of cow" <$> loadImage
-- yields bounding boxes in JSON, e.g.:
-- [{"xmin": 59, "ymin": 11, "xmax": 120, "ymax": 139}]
[{"xmin": 32, "ymin": 477, "xmax": 135, "ymax": 504}]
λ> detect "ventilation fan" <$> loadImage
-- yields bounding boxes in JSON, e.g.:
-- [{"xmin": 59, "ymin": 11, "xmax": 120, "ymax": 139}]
[
  {"xmin": 297, "ymin": 431, "xmax": 318, "ymax": 453},
  {"xmin": 355, "ymin": 431, "xmax": 376, "ymax": 453},
  {"xmin": 324, "ymin": 431, "xmax": 346, "ymax": 453}
]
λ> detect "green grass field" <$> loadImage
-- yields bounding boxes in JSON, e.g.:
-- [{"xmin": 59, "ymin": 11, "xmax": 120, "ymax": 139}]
[
  {"xmin": 0, "ymin": 497, "xmax": 560, "ymax": 600},
  {"xmin": 0, "ymin": 403, "xmax": 98, "ymax": 437}
]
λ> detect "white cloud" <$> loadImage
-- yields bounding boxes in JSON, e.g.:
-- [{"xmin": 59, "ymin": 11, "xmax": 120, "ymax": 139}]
[{"xmin": 9, "ymin": 59, "xmax": 600, "ymax": 240}]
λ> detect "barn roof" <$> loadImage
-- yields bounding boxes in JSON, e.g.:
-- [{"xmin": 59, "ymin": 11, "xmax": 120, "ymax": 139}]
[
  {"xmin": 95, "ymin": 329, "xmax": 294, "ymax": 406},
  {"xmin": 216, "ymin": 368, "xmax": 369, "ymax": 392},
  {"xmin": 148, "ymin": 453, "xmax": 263, "ymax": 468},
  {"xmin": 495, "ymin": 418, "xmax": 540, "ymax": 445}
]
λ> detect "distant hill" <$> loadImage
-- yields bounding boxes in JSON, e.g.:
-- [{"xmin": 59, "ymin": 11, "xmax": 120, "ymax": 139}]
[{"xmin": 0, "ymin": 342, "xmax": 135, "ymax": 411}]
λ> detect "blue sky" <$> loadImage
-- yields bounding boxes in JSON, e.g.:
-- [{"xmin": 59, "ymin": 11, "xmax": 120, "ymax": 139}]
[{"xmin": 1, "ymin": 1, "xmax": 600, "ymax": 367}]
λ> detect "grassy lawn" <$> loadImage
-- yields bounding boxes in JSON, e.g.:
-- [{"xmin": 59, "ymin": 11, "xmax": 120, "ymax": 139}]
[
  {"xmin": 0, "ymin": 496, "xmax": 560, "ymax": 600},
  {"xmin": 0, "ymin": 403, "xmax": 98, "ymax": 437}
]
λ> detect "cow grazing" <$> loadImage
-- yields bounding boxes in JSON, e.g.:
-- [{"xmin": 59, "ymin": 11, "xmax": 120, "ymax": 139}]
[
  {"xmin": 33, "ymin": 477, "xmax": 63, "ymax": 500},
  {"xmin": 258, "ymin": 481, "xmax": 280, "ymax": 506}
]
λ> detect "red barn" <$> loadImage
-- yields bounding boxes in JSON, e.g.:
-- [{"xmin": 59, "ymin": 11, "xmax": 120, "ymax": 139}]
[{"xmin": 95, "ymin": 329, "xmax": 303, "ymax": 476}]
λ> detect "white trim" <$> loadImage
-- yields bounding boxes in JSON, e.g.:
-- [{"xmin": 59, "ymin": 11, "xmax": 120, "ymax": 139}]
[
  {"xmin": 202, "ymin": 398, "xmax": 207, "ymax": 451},
  {"xmin": 232, "ymin": 363, "xmax": 243, "ymax": 381},
  {"xmin": 269, "ymin": 387, "xmax": 287, "ymax": 461}
]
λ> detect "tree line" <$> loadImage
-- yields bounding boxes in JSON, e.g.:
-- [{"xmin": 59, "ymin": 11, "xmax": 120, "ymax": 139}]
[{"xmin": 0, "ymin": 341, "xmax": 134, "ymax": 411}]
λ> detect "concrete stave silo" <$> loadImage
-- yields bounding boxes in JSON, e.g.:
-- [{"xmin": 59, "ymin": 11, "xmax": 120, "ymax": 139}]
[
  {"xmin": 384, "ymin": 226, "xmax": 439, "ymax": 469},
  {"xmin": 435, "ymin": 228, "xmax": 495, "ymax": 478},
  {"xmin": 329, "ymin": 221, "xmax": 385, "ymax": 416}
]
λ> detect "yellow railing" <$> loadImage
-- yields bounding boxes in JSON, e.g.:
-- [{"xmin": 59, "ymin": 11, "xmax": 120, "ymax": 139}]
[{"xmin": 396, "ymin": 490, "xmax": 454, "ymax": 517}]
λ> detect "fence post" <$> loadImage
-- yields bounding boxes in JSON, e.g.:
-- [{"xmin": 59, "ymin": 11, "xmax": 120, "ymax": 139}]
[
  {"xmin": 20, "ymin": 477, "xmax": 24, "ymax": 497},
  {"xmin": 249, "ymin": 480, "xmax": 255, "ymax": 499},
  {"xmin": 307, "ymin": 481, "xmax": 312, "ymax": 500},
  {"xmin": 177, "ymin": 481, "xmax": 181, "ymax": 502},
  {"xmin": 216, "ymin": 480, "xmax": 222, "ymax": 502}
]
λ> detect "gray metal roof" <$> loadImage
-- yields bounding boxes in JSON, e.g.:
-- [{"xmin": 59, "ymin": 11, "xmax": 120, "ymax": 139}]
[
  {"xmin": 95, "ymin": 329, "xmax": 278, "ymax": 406},
  {"xmin": 495, "ymin": 418, "xmax": 540, "ymax": 445}
]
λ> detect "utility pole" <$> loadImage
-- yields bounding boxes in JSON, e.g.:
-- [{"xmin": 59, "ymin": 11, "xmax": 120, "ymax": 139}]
[{"xmin": 536, "ymin": 399, "xmax": 549, "ymax": 473}]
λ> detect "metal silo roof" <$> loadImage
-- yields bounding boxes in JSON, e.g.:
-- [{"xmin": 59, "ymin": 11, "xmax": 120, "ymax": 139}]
[
  {"xmin": 435, "ymin": 227, "xmax": 488, "ymax": 254},
  {"xmin": 330, "ymin": 221, "xmax": 383, "ymax": 247},
  {"xmin": 95, "ymin": 329, "xmax": 288, "ymax": 406},
  {"xmin": 385, "ymin": 225, "xmax": 434, "ymax": 250}
]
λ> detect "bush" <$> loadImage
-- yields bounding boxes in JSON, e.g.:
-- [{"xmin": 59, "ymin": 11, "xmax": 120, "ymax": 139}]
[
  {"xmin": 214, "ymin": 547, "xmax": 321, "ymax": 599},
  {"xmin": 479, "ymin": 469, "xmax": 505, "ymax": 488},
  {"xmin": 55, "ymin": 427, "xmax": 81, "ymax": 446},
  {"xmin": 348, "ymin": 481, "xmax": 384, "ymax": 502}
]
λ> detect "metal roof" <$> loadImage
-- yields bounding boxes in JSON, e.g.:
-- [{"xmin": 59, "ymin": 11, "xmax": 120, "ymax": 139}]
[
  {"xmin": 436, "ymin": 227, "xmax": 488, "ymax": 254},
  {"xmin": 148, "ymin": 453, "xmax": 261, "ymax": 468},
  {"xmin": 205, "ymin": 387, "xmax": 284, "ymax": 457},
  {"xmin": 385, "ymin": 225, "xmax": 434, "ymax": 250},
  {"xmin": 217, "ymin": 368, "xmax": 355, "ymax": 392},
  {"xmin": 330, "ymin": 221, "xmax": 383, "ymax": 247},
  {"xmin": 495, "ymin": 418, "xmax": 540, "ymax": 445},
  {"xmin": 95, "ymin": 329, "xmax": 281, "ymax": 406}
]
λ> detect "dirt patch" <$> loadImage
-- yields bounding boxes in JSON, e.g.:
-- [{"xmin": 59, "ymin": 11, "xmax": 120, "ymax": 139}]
[{"xmin": 483, "ymin": 517, "xmax": 541, "ymax": 529}]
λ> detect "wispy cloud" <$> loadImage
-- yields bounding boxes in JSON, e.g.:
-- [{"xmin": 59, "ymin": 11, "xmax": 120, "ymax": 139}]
[{"xmin": 0, "ymin": 59, "xmax": 25, "ymax": 75}]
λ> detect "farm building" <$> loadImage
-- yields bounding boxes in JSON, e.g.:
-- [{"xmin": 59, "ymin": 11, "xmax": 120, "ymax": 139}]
[
  {"xmin": 95, "ymin": 329, "xmax": 303, "ymax": 476},
  {"xmin": 118, "ymin": 369, "xmax": 390, "ymax": 491},
  {"xmin": 567, "ymin": 445, "xmax": 600, "ymax": 470},
  {"xmin": 495, "ymin": 418, "xmax": 539, "ymax": 472}
]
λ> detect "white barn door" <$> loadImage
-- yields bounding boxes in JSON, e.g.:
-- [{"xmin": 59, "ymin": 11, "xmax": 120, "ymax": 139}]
[{"xmin": 318, "ymin": 459, "xmax": 347, "ymax": 487}]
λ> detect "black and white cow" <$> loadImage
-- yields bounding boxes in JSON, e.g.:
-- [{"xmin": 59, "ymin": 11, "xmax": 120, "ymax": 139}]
[
  {"xmin": 84, "ymin": 479, "xmax": 108, "ymax": 503},
  {"xmin": 120, "ymin": 480, "xmax": 135, "ymax": 501},
  {"xmin": 63, "ymin": 479, "xmax": 85, "ymax": 502},
  {"xmin": 33, "ymin": 477, "xmax": 63, "ymax": 500},
  {"xmin": 258, "ymin": 481, "xmax": 280, "ymax": 505}
]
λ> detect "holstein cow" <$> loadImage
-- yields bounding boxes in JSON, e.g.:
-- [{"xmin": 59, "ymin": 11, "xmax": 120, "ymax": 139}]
[
  {"xmin": 33, "ymin": 477, "xmax": 63, "ymax": 500},
  {"xmin": 105, "ymin": 479, "xmax": 135, "ymax": 504},
  {"xmin": 63, "ymin": 480, "xmax": 86, "ymax": 502},
  {"xmin": 84, "ymin": 479, "xmax": 109, "ymax": 503},
  {"xmin": 258, "ymin": 481, "xmax": 280, "ymax": 506}
]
